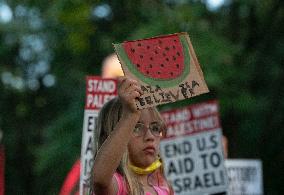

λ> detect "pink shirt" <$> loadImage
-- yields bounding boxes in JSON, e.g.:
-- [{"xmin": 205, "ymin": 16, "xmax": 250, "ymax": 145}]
[{"xmin": 114, "ymin": 173, "xmax": 170, "ymax": 195}]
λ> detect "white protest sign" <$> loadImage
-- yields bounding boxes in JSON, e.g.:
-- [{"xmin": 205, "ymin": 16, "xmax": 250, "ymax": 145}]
[
  {"xmin": 160, "ymin": 100, "xmax": 228, "ymax": 195},
  {"xmin": 80, "ymin": 76, "xmax": 117, "ymax": 195},
  {"xmin": 225, "ymin": 159, "xmax": 263, "ymax": 195}
]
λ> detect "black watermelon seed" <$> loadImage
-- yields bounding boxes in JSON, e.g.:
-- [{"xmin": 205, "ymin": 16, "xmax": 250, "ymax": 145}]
[
  {"xmin": 160, "ymin": 64, "xmax": 164, "ymax": 67},
  {"xmin": 174, "ymin": 39, "xmax": 177, "ymax": 42},
  {"xmin": 166, "ymin": 58, "xmax": 169, "ymax": 61},
  {"xmin": 173, "ymin": 56, "xmax": 176, "ymax": 61},
  {"xmin": 140, "ymin": 55, "xmax": 143, "ymax": 59},
  {"xmin": 146, "ymin": 71, "xmax": 149, "ymax": 74},
  {"xmin": 155, "ymin": 50, "xmax": 158, "ymax": 54},
  {"xmin": 131, "ymin": 48, "xmax": 135, "ymax": 53},
  {"xmin": 149, "ymin": 64, "xmax": 153, "ymax": 68},
  {"xmin": 173, "ymin": 45, "xmax": 176, "ymax": 49},
  {"xmin": 138, "ymin": 43, "xmax": 141, "ymax": 46},
  {"xmin": 150, "ymin": 57, "xmax": 153, "ymax": 61},
  {"xmin": 157, "ymin": 71, "xmax": 161, "ymax": 74},
  {"xmin": 165, "ymin": 47, "xmax": 170, "ymax": 51},
  {"xmin": 177, "ymin": 52, "xmax": 180, "ymax": 56},
  {"xmin": 170, "ymin": 72, "xmax": 174, "ymax": 76},
  {"xmin": 158, "ymin": 40, "xmax": 162, "ymax": 44},
  {"xmin": 137, "ymin": 64, "xmax": 140, "ymax": 67},
  {"xmin": 147, "ymin": 46, "xmax": 150, "ymax": 49},
  {"xmin": 176, "ymin": 64, "xmax": 179, "ymax": 68}
]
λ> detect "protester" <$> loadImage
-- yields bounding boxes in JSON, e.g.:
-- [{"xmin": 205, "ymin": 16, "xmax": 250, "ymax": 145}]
[
  {"xmin": 59, "ymin": 159, "xmax": 80, "ymax": 195},
  {"xmin": 92, "ymin": 76, "xmax": 173, "ymax": 195},
  {"xmin": 101, "ymin": 53, "xmax": 124, "ymax": 78},
  {"xmin": 222, "ymin": 135, "xmax": 228, "ymax": 159},
  {"xmin": 59, "ymin": 53, "xmax": 123, "ymax": 195}
]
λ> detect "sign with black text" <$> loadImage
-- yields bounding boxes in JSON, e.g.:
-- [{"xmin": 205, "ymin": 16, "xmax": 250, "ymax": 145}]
[
  {"xmin": 225, "ymin": 159, "xmax": 263, "ymax": 195},
  {"xmin": 160, "ymin": 100, "xmax": 228, "ymax": 195},
  {"xmin": 79, "ymin": 76, "xmax": 117, "ymax": 195},
  {"xmin": 114, "ymin": 32, "xmax": 209, "ymax": 109}
]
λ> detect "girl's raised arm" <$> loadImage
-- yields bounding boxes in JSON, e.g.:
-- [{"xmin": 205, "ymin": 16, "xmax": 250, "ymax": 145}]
[{"xmin": 93, "ymin": 77, "xmax": 142, "ymax": 195}]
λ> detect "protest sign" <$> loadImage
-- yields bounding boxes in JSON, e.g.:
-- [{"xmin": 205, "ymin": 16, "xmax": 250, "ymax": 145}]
[
  {"xmin": 159, "ymin": 100, "xmax": 228, "ymax": 195},
  {"xmin": 79, "ymin": 76, "xmax": 117, "ymax": 195},
  {"xmin": 225, "ymin": 159, "xmax": 263, "ymax": 195},
  {"xmin": 114, "ymin": 32, "xmax": 209, "ymax": 109}
]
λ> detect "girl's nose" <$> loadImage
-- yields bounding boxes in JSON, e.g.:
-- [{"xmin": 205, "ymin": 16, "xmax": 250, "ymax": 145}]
[{"xmin": 143, "ymin": 128, "xmax": 155, "ymax": 141}]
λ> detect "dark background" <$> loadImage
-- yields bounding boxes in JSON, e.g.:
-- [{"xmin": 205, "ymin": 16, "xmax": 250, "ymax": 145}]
[{"xmin": 0, "ymin": 0, "xmax": 283, "ymax": 194}]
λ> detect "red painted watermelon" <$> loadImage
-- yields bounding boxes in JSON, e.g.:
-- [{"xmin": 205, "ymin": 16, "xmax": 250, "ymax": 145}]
[{"xmin": 114, "ymin": 33, "xmax": 190, "ymax": 88}]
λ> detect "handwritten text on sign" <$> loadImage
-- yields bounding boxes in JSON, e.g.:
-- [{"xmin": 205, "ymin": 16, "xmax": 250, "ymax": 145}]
[
  {"xmin": 114, "ymin": 33, "xmax": 209, "ymax": 109},
  {"xmin": 160, "ymin": 100, "xmax": 228, "ymax": 195},
  {"xmin": 136, "ymin": 80, "xmax": 200, "ymax": 109}
]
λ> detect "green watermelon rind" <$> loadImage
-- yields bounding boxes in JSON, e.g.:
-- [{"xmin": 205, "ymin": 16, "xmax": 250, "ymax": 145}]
[{"xmin": 114, "ymin": 35, "xmax": 190, "ymax": 88}]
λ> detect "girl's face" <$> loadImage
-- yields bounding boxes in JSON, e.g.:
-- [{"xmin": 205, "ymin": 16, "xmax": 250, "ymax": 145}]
[{"xmin": 128, "ymin": 109, "xmax": 163, "ymax": 168}]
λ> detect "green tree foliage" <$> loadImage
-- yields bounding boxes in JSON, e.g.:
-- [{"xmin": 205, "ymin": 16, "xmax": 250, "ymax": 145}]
[{"xmin": 0, "ymin": 0, "xmax": 283, "ymax": 194}]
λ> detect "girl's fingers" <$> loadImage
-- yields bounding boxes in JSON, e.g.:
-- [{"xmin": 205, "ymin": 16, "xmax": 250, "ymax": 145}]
[
  {"xmin": 118, "ymin": 77, "xmax": 142, "ymax": 95},
  {"xmin": 126, "ymin": 84, "xmax": 143, "ymax": 95},
  {"xmin": 120, "ymin": 90, "xmax": 140, "ymax": 103},
  {"xmin": 124, "ymin": 91, "xmax": 140, "ymax": 111},
  {"xmin": 118, "ymin": 77, "xmax": 142, "ymax": 112},
  {"xmin": 124, "ymin": 79, "xmax": 138, "ymax": 90},
  {"xmin": 126, "ymin": 90, "xmax": 141, "ymax": 100},
  {"xmin": 117, "ymin": 76, "xmax": 127, "ymax": 91}
]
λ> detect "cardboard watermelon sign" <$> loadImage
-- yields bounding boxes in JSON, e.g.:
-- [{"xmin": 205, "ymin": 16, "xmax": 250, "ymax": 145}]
[
  {"xmin": 159, "ymin": 100, "xmax": 228, "ymax": 195},
  {"xmin": 80, "ymin": 76, "xmax": 117, "ymax": 195},
  {"xmin": 114, "ymin": 32, "xmax": 209, "ymax": 109}
]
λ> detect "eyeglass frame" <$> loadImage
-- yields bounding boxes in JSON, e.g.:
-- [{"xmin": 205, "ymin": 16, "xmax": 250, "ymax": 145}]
[{"xmin": 133, "ymin": 121, "xmax": 165, "ymax": 137}]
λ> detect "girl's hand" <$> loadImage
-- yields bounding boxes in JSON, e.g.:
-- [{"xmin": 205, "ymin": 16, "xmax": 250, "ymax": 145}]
[{"xmin": 117, "ymin": 76, "xmax": 143, "ymax": 114}]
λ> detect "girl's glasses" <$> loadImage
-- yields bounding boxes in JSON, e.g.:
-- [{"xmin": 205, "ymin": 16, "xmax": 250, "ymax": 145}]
[{"xmin": 133, "ymin": 122, "xmax": 163, "ymax": 137}]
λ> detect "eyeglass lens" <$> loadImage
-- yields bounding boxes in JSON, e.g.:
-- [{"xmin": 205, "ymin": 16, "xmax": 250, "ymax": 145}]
[{"xmin": 133, "ymin": 122, "xmax": 162, "ymax": 137}]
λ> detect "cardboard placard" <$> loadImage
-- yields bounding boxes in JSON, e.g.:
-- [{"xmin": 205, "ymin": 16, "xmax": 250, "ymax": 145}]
[
  {"xmin": 159, "ymin": 100, "xmax": 228, "ymax": 195},
  {"xmin": 80, "ymin": 76, "xmax": 117, "ymax": 195},
  {"xmin": 114, "ymin": 32, "xmax": 209, "ymax": 109},
  {"xmin": 225, "ymin": 159, "xmax": 263, "ymax": 195}
]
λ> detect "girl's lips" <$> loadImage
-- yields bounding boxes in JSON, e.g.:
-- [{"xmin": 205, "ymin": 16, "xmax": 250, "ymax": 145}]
[{"xmin": 143, "ymin": 146, "xmax": 155, "ymax": 154}]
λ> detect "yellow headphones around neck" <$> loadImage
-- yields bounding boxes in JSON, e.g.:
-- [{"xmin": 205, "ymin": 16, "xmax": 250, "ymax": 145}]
[{"xmin": 129, "ymin": 159, "xmax": 162, "ymax": 175}]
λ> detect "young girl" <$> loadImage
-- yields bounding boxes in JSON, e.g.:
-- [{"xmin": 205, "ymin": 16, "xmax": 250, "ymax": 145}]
[{"xmin": 93, "ymin": 77, "xmax": 173, "ymax": 195}]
